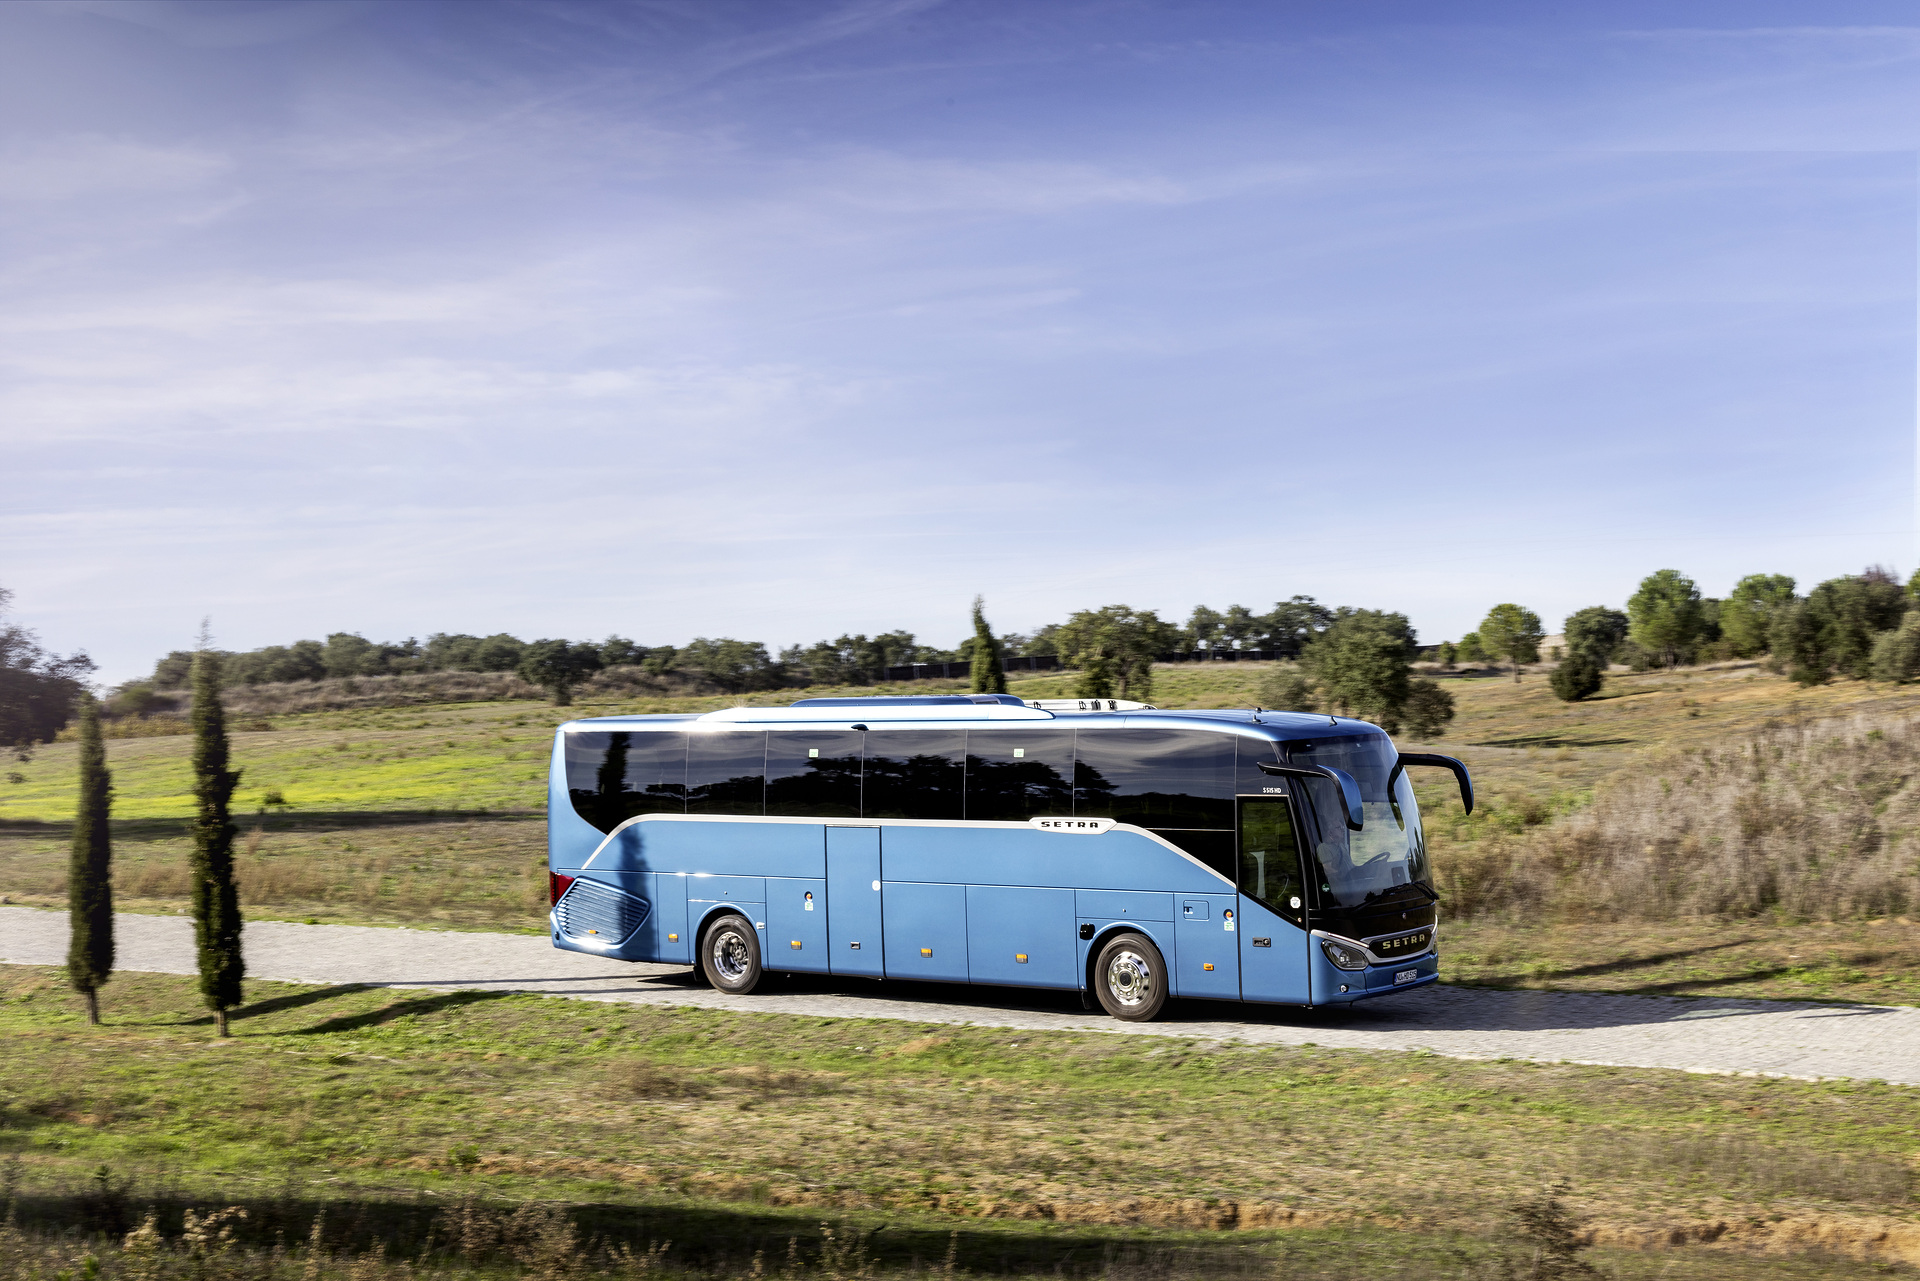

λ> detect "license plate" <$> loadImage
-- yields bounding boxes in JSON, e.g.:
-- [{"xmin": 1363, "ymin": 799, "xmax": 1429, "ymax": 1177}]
[{"xmin": 1394, "ymin": 969, "xmax": 1419, "ymax": 985}]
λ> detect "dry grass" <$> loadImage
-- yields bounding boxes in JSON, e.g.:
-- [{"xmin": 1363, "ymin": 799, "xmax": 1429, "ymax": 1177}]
[
  {"xmin": 0, "ymin": 815, "xmax": 549, "ymax": 931},
  {"xmin": 1436, "ymin": 711, "xmax": 1920, "ymax": 924}
]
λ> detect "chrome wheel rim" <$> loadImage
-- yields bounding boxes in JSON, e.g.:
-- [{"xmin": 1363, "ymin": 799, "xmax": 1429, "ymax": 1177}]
[
  {"xmin": 1105, "ymin": 948, "xmax": 1154, "ymax": 1008},
  {"xmin": 712, "ymin": 930, "xmax": 751, "ymax": 982}
]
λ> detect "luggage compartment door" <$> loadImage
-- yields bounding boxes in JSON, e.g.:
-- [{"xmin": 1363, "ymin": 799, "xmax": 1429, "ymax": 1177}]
[
  {"xmin": 967, "ymin": 885, "xmax": 1075, "ymax": 988},
  {"xmin": 826, "ymin": 826, "xmax": 883, "ymax": 977}
]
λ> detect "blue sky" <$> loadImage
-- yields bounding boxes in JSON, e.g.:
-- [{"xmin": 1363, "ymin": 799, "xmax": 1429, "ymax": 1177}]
[{"xmin": 3, "ymin": 1, "xmax": 1916, "ymax": 682}]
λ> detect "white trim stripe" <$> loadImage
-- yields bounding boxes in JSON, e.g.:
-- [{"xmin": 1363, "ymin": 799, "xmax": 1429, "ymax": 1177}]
[{"xmin": 578, "ymin": 812, "xmax": 1234, "ymax": 887}]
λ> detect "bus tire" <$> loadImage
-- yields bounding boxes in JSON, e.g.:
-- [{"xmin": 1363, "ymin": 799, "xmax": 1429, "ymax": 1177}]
[
  {"xmin": 1093, "ymin": 931, "xmax": 1167, "ymax": 1022},
  {"xmin": 700, "ymin": 915, "xmax": 762, "ymax": 995}
]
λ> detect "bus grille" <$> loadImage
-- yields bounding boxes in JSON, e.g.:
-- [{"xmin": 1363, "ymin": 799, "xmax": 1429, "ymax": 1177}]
[{"xmin": 555, "ymin": 879, "xmax": 650, "ymax": 945}]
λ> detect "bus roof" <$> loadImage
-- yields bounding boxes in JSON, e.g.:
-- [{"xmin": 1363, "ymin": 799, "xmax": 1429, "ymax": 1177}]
[{"xmin": 560, "ymin": 696, "xmax": 1379, "ymax": 740}]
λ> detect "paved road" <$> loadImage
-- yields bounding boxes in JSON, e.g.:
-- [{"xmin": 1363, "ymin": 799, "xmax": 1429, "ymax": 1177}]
[{"xmin": 5, "ymin": 905, "xmax": 1917, "ymax": 1085}]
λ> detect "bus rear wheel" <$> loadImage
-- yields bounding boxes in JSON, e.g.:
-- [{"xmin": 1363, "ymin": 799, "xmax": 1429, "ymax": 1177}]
[
  {"xmin": 701, "ymin": 915, "xmax": 762, "ymax": 995},
  {"xmin": 1093, "ymin": 932, "xmax": 1167, "ymax": 1022}
]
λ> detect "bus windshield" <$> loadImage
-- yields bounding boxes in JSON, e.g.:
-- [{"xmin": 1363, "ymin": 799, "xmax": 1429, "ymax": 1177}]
[{"xmin": 1292, "ymin": 735, "xmax": 1429, "ymax": 907}]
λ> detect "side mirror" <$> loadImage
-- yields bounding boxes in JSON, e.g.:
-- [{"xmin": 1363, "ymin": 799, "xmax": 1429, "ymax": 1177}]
[
  {"xmin": 1256, "ymin": 761, "xmax": 1364, "ymax": 831},
  {"xmin": 1392, "ymin": 752, "xmax": 1474, "ymax": 815}
]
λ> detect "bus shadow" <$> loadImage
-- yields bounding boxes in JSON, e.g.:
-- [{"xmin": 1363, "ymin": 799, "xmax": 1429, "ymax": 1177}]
[{"xmin": 1529, "ymin": 938, "xmax": 1757, "ymax": 978}]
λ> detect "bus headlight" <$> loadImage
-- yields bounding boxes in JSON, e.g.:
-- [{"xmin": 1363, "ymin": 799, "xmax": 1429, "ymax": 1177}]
[{"xmin": 1320, "ymin": 938, "xmax": 1366, "ymax": 971}]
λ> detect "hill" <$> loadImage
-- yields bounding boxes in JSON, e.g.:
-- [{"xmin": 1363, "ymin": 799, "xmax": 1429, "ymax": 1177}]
[{"xmin": 4, "ymin": 660, "xmax": 1919, "ymax": 1003}]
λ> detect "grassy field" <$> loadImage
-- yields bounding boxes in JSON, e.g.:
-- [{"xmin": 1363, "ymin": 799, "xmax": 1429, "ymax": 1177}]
[
  {"xmin": 3, "ymin": 964, "xmax": 1918, "ymax": 1278},
  {"xmin": 5, "ymin": 663, "xmax": 1920, "ymax": 998}
]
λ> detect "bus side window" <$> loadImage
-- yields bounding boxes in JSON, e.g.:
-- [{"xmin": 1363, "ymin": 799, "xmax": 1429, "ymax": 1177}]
[
  {"xmin": 566, "ymin": 731, "xmax": 689, "ymax": 834},
  {"xmin": 963, "ymin": 729, "xmax": 1074, "ymax": 821},
  {"xmin": 863, "ymin": 730, "xmax": 964, "ymax": 820},
  {"xmin": 1073, "ymin": 729, "xmax": 1235, "ymax": 877},
  {"xmin": 1237, "ymin": 798, "xmax": 1306, "ymax": 928},
  {"xmin": 765, "ymin": 730, "xmax": 863, "ymax": 818},
  {"xmin": 687, "ymin": 731, "xmax": 768, "ymax": 816},
  {"xmin": 1071, "ymin": 729, "xmax": 1234, "ymax": 831}
]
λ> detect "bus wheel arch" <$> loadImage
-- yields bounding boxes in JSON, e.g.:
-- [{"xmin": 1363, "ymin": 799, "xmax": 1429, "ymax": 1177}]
[
  {"xmin": 1089, "ymin": 928, "xmax": 1169, "ymax": 1022},
  {"xmin": 698, "ymin": 911, "xmax": 763, "ymax": 995}
]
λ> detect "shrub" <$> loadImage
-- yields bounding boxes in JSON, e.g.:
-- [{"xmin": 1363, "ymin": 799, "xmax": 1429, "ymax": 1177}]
[
  {"xmin": 1401, "ymin": 679, "xmax": 1455, "ymax": 739},
  {"xmin": 1548, "ymin": 650, "xmax": 1604, "ymax": 702},
  {"xmin": 1256, "ymin": 663, "xmax": 1319, "ymax": 713},
  {"xmin": 1434, "ymin": 712, "xmax": 1920, "ymax": 921},
  {"xmin": 1871, "ymin": 614, "xmax": 1920, "ymax": 683}
]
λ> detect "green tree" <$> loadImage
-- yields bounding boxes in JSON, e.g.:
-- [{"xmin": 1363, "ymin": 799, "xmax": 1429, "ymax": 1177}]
[
  {"xmin": 1720, "ymin": 574, "xmax": 1796, "ymax": 658},
  {"xmin": 1549, "ymin": 650, "xmax": 1604, "ymax": 702},
  {"xmin": 1870, "ymin": 615, "xmax": 1920, "ymax": 683},
  {"xmin": 968, "ymin": 597, "xmax": 1008, "ymax": 694},
  {"xmin": 1300, "ymin": 609, "xmax": 1416, "ymax": 731},
  {"xmin": 1058, "ymin": 606, "xmax": 1179, "ymax": 700},
  {"xmin": 1, "ymin": 586, "xmax": 95, "ymax": 759},
  {"xmin": 66, "ymin": 693, "xmax": 114, "ymax": 1026},
  {"xmin": 1562, "ymin": 606, "xmax": 1629, "ymax": 665},
  {"xmin": 1401, "ymin": 679, "xmax": 1456, "ymax": 739},
  {"xmin": 519, "ymin": 639, "xmax": 604, "ymax": 706},
  {"xmin": 1076, "ymin": 654, "xmax": 1116, "ymax": 699},
  {"xmin": 1260, "ymin": 596, "xmax": 1334, "ymax": 658},
  {"xmin": 1435, "ymin": 641, "xmax": 1457, "ymax": 670},
  {"xmin": 598, "ymin": 635, "xmax": 644, "ymax": 666},
  {"xmin": 1627, "ymin": 569, "xmax": 1704, "ymax": 670},
  {"xmin": 1767, "ymin": 600, "xmax": 1823, "ymax": 685},
  {"xmin": 1184, "ymin": 605, "xmax": 1224, "ymax": 653},
  {"xmin": 471, "ymin": 633, "xmax": 527, "ymax": 672},
  {"xmin": 1776, "ymin": 571, "xmax": 1909, "ymax": 684},
  {"xmin": 321, "ymin": 632, "xmax": 378, "ymax": 678},
  {"xmin": 1457, "ymin": 632, "xmax": 1486, "ymax": 665},
  {"xmin": 1220, "ymin": 604, "xmax": 1260, "ymax": 650},
  {"xmin": 189, "ymin": 646, "xmax": 244, "ymax": 1037},
  {"xmin": 680, "ymin": 637, "xmax": 781, "ymax": 692},
  {"xmin": 1478, "ymin": 604, "xmax": 1544, "ymax": 683}
]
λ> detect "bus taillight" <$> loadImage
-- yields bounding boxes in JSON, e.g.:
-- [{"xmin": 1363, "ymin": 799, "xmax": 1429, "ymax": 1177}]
[{"xmin": 550, "ymin": 873, "xmax": 576, "ymax": 905}]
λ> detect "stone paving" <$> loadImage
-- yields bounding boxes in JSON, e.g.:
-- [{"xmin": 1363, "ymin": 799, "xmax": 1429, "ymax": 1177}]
[{"xmin": 6, "ymin": 905, "xmax": 1918, "ymax": 1084}]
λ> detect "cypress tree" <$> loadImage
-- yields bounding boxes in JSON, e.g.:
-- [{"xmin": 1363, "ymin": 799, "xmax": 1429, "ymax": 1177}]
[
  {"xmin": 66, "ymin": 693, "xmax": 114, "ymax": 1025},
  {"xmin": 968, "ymin": 595, "xmax": 1007, "ymax": 695},
  {"xmin": 189, "ymin": 647, "xmax": 245, "ymax": 1036}
]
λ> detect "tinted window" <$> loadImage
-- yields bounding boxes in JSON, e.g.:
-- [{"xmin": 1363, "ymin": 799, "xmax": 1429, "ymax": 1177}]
[
  {"xmin": 863, "ymin": 730, "xmax": 965, "ymax": 820},
  {"xmin": 1238, "ymin": 798, "xmax": 1306, "ymax": 927},
  {"xmin": 964, "ymin": 729, "xmax": 1075, "ymax": 821},
  {"xmin": 764, "ymin": 730, "xmax": 863, "ymax": 818},
  {"xmin": 1236, "ymin": 735, "xmax": 1282, "ymax": 795},
  {"xmin": 686, "ymin": 731, "xmax": 766, "ymax": 815},
  {"xmin": 565, "ymin": 731, "xmax": 687, "ymax": 834},
  {"xmin": 1072, "ymin": 729, "xmax": 1234, "ymax": 830}
]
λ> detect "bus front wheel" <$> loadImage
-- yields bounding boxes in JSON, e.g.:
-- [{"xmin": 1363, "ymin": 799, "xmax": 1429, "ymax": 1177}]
[
  {"xmin": 1093, "ymin": 932, "xmax": 1167, "ymax": 1022},
  {"xmin": 700, "ymin": 915, "xmax": 763, "ymax": 995}
]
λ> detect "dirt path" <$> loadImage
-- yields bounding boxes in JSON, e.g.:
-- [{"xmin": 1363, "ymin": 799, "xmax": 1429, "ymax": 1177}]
[{"xmin": 6, "ymin": 905, "xmax": 1917, "ymax": 1084}]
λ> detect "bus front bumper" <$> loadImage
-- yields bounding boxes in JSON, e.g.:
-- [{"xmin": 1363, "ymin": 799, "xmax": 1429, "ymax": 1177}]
[{"xmin": 1310, "ymin": 947, "xmax": 1439, "ymax": 1004}]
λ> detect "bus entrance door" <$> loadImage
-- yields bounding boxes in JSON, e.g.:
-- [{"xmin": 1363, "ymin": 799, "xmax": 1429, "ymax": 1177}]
[
  {"xmin": 1236, "ymin": 798, "xmax": 1312, "ymax": 1005},
  {"xmin": 826, "ymin": 826, "xmax": 884, "ymax": 977}
]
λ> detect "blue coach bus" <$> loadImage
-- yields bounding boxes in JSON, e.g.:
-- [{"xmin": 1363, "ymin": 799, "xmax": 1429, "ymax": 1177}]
[{"xmin": 546, "ymin": 694, "xmax": 1471, "ymax": 1021}]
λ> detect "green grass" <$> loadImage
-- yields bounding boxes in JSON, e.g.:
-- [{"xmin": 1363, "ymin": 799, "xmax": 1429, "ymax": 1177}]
[{"xmin": 4, "ymin": 964, "xmax": 1918, "ymax": 1277}]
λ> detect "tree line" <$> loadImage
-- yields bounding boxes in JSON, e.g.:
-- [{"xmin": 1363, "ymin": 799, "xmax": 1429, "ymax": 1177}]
[
  {"xmin": 1451, "ymin": 564, "xmax": 1920, "ymax": 704},
  {"xmin": 119, "ymin": 593, "xmax": 1351, "ymax": 708}
]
